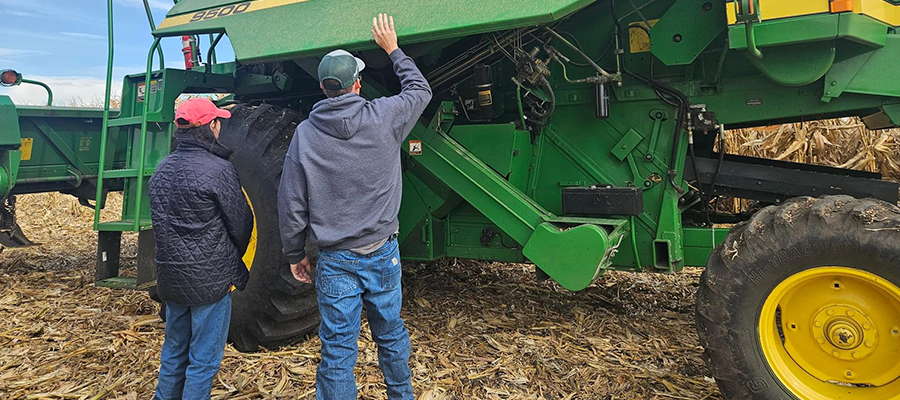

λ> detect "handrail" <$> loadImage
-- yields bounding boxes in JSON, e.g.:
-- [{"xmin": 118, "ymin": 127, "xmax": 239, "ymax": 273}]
[
  {"xmin": 133, "ymin": 37, "xmax": 163, "ymax": 231},
  {"xmin": 208, "ymin": 34, "xmax": 217, "ymax": 64},
  {"xmin": 95, "ymin": 0, "xmax": 115, "ymax": 229},
  {"xmin": 142, "ymin": 0, "xmax": 165, "ymax": 69},
  {"xmin": 205, "ymin": 33, "xmax": 224, "ymax": 82},
  {"xmin": 19, "ymin": 79, "xmax": 53, "ymax": 106}
]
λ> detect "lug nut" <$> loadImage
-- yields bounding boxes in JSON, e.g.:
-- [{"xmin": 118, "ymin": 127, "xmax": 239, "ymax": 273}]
[
  {"xmin": 866, "ymin": 341, "xmax": 874, "ymax": 348},
  {"xmin": 847, "ymin": 310, "xmax": 855, "ymax": 317},
  {"xmin": 827, "ymin": 309, "xmax": 835, "ymax": 316},
  {"xmin": 852, "ymin": 351, "xmax": 860, "ymax": 359},
  {"xmin": 833, "ymin": 350, "xmax": 841, "ymax": 357},
  {"xmin": 863, "ymin": 323, "xmax": 871, "ymax": 330}
]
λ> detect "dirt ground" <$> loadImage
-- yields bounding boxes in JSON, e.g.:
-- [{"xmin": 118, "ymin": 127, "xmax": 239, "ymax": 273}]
[{"xmin": 0, "ymin": 193, "xmax": 722, "ymax": 400}]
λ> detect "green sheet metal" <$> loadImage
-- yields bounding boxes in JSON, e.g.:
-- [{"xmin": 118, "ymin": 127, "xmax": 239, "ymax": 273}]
[{"xmin": 154, "ymin": 0, "xmax": 595, "ymax": 63}]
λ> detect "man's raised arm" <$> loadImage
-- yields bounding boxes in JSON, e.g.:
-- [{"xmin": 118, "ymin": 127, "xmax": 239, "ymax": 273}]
[{"xmin": 371, "ymin": 13, "xmax": 433, "ymax": 142}]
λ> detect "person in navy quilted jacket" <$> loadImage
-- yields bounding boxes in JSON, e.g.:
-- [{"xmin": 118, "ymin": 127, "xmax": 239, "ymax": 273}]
[{"xmin": 148, "ymin": 98, "xmax": 253, "ymax": 400}]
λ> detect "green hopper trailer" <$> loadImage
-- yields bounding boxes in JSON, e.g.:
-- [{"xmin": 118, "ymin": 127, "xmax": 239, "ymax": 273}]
[{"xmin": 2, "ymin": 0, "xmax": 900, "ymax": 398}]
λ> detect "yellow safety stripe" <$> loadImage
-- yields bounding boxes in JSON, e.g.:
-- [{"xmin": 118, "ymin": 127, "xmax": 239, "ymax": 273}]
[
  {"xmin": 157, "ymin": 0, "xmax": 313, "ymax": 30},
  {"xmin": 726, "ymin": 0, "xmax": 899, "ymax": 26}
]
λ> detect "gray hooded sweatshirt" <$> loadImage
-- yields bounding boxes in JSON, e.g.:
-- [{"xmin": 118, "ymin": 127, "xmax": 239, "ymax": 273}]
[{"xmin": 278, "ymin": 49, "xmax": 432, "ymax": 263}]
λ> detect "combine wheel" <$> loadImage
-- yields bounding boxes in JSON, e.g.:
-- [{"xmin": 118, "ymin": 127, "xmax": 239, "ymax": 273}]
[
  {"xmin": 697, "ymin": 196, "xmax": 900, "ymax": 400},
  {"xmin": 216, "ymin": 103, "xmax": 319, "ymax": 352}
]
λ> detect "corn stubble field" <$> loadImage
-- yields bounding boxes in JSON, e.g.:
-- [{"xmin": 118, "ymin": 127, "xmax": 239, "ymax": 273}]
[{"xmin": 0, "ymin": 120, "xmax": 897, "ymax": 400}]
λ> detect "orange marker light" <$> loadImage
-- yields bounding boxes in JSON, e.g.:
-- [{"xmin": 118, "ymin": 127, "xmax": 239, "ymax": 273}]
[{"xmin": 831, "ymin": 0, "xmax": 854, "ymax": 13}]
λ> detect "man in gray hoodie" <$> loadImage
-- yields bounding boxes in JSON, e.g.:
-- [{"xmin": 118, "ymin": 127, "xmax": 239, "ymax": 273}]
[{"xmin": 277, "ymin": 13, "xmax": 432, "ymax": 400}]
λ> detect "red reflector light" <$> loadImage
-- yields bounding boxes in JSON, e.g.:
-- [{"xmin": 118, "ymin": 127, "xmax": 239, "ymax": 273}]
[{"xmin": 0, "ymin": 69, "xmax": 20, "ymax": 87}]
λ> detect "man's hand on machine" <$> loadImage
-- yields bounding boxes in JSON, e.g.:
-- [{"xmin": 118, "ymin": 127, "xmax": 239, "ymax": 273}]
[
  {"xmin": 372, "ymin": 13, "xmax": 399, "ymax": 55},
  {"xmin": 291, "ymin": 257, "xmax": 312, "ymax": 284}
]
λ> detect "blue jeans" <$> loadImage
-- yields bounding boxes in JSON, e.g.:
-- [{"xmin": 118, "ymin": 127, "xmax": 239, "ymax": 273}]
[
  {"xmin": 315, "ymin": 238, "xmax": 413, "ymax": 400},
  {"xmin": 154, "ymin": 294, "xmax": 231, "ymax": 400}
]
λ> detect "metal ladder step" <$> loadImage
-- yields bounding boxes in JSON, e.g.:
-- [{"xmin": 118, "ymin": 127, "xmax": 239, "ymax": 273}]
[
  {"xmin": 102, "ymin": 168, "xmax": 155, "ymax": 179},
  {"xmin": 106, "ymin": 116, "xmax": 144, "ymax": 128},
  {"xmin": 97, "ymin": 220, "xmax": 152, "ymax": 232}
]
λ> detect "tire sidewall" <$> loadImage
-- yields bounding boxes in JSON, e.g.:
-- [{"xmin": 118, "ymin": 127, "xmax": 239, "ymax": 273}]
[{"xmin": 718, "ymin": 221, "xmax": 900, "ymax": 398}]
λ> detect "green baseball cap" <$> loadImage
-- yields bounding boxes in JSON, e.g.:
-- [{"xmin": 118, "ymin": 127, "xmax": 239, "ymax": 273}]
[{"xmin": 318, "ymin": 49, "xmax": 366, "ymax": 90}]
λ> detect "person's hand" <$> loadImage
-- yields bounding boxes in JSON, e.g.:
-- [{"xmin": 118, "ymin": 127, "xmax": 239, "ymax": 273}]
[
  {"xmin": 291, "ymin": 257, "xmax": 312, "ymax": 284},
  {"xmin": 372, "ymin": 13, "xmax": 399, "ymax": 55}
]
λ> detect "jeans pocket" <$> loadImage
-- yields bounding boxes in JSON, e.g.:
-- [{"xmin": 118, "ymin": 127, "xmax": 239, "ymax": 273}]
[
  {"xmin": 317, "ymin": 273, "xmax": 358, "ymax": 297},
  {"xmin": 381, "ymin": 251, "xmax": 402, "ymax": 291}
]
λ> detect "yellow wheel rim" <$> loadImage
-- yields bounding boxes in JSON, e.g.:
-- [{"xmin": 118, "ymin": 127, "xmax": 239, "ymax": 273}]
[{"xmin": 759, "ymin": 267, "xmax": 900, "ymax": 399}]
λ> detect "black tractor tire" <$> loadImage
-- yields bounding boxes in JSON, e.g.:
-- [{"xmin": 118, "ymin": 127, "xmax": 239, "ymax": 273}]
[
  {"xmin": 697, "ymin": 196, "xmax": 900, "ymax": 399},
  {"xmin": 217, "ymin": 103, "xmax": 320, "ymax": 352}
]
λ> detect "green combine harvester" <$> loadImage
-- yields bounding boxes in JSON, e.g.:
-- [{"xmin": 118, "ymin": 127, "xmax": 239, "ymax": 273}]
[{"xmin": 2, "ymin": 0, "xmax": 900, "ymax": 398}]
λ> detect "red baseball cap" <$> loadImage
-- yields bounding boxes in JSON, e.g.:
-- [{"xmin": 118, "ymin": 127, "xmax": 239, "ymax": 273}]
[{"xmin": 175, "ymin": 98, "xmax": 231, "ymax": 128}]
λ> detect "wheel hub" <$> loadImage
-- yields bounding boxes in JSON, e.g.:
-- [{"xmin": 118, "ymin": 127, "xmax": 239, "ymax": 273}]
[
  {"xmin": 760, "ymin": 267, "xmax": 900, "ymax": 399},
  {"xmin": 811, "ymin": 305, "xmax": 877, "ymax": 360}
]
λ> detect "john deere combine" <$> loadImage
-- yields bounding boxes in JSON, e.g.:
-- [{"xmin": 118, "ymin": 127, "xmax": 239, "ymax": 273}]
[{"xmin": 2, "ymin": 0, "xmax": 900, "ymax": 398}]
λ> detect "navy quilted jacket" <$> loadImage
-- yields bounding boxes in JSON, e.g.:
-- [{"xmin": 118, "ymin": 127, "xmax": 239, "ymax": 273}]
[{"xmin": 148, "ymin": 135, "xmax": 253, "ymax": 306}]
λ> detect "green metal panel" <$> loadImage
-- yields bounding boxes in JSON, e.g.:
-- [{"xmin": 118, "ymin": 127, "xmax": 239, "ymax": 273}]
[
  {"xmin": 748, "ymin": 41, "xmax": 836, "ymax": 86},
  {"xmin": 450, "ymin": 123, "xmax": 532, "ymax": 190},
  {"xmin": 728, "ymin": 13, "xmax": 888, "ymax": 50},
  {"xmin": 11, "ymin": 105, "xmax": 128, "ymax": 197},
  {"xmin": 683, "ymin": 226, "xmax": 730, "ymax": 267},
  {"xmin": 650, "ymin": 0, "xmax": 727, "ymax": 66},
  {"xmin": 834, "ymin": 35, "xmax": 900, "ymax": 99},
  {"xmin": 0, "ymin": 96, "xmax": 22, "ymax": 148},
  {"xmin": 154, "ymin": 0, "xmax": 596, "ymax": 62}
]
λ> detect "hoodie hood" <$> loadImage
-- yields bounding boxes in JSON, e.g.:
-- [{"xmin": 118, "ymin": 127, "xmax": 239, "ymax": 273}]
[{"xmin": 309, "ymin": 93, "xmax": 367, "ymax": 140}]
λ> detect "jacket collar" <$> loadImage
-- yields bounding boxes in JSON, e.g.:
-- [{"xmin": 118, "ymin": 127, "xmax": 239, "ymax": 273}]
[{"xmin": 175, "ymin": 135, "xmax": 234, "ymax": 160}]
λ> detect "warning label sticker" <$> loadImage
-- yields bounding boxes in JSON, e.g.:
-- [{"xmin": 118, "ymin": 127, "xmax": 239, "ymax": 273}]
[
  {"xmin": 409, "ymin": 140, "xmax": 423, "ymax": 156},
  {"xmin": 137, "ymin": 79, "xmax": 162, "ymax": 103},
  {"xmin": 20, "ymin": 138, "xmax": 33, "ymax": 161}
]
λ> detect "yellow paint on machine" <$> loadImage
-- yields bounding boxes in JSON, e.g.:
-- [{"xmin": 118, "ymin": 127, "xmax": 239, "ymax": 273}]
[
  {"xmin": 628, "ymin": 19, "xmax": 659, "ymax": 54},
  {"xmin": 727, "ymin": 0, "xmax": 831, "ymax": 24},
  {"xmin": 726, "ymin": 0, "xmax": 899, "ymax": 26},
  {"xmin": 857, "ymin": 0, "xmax": 900, "ymax": 26},
  {"xmin": 157, "ymin": 0, "xmax": 314, "ymax": 30}
]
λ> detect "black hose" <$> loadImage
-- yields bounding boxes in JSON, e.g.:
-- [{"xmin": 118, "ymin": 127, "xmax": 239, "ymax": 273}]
[
  {"xmin": 610, "ymin": 0, "xmax": 689, "ymax": 194},
  {"xmin": 557, "ymin": 32, "xmax": 616, "ymax": 68},
  {"xmin": 688, "ymin": 142, "xmax": 711, "ymax": 225},
  {"xmin": 530, "ymin": 76, "xmax": 556, "ymax": 119},
  {"xmin": 708, "ymin": 129, "xmax": 726, "ymax": 205}
]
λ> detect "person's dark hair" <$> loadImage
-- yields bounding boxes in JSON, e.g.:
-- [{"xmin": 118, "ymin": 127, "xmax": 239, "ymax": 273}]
[
  {"xmin": 322, "ymin": 78, "xmax": 353, "ymax": 98},
  {"xmin": 173, "ymin": 117, "xmax": 219, "ymax": 150}
]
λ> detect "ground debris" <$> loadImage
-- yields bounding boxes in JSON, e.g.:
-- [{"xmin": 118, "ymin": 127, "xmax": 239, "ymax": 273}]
[{"xmin": 1, "ymin": 193, "xmax": 721, "ymax": 400}]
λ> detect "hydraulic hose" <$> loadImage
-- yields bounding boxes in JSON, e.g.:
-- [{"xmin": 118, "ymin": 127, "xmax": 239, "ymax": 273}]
[
  {"xmin": 610, "ymin": 0, "xmax": 689, "ymax": 194},
  {"xmin": 530, "ymin": 76, "xmax": 556, "ymax": 119},
  {"xmin": 708, "ymin": 125, "xmax": 727, "ymax": 205},
  {"xmin": 544, "ymin": 27, "xmax": 617, "ymax": 81}
]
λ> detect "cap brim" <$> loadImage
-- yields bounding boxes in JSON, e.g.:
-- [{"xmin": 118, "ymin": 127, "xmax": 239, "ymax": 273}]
[
  {"xmin": 354, "ymin": 56, "xmax": 366, "ymax": 74},
  {"xmin": 216, "ymin": 108, "xmax": 232, "ymax": 119}
]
